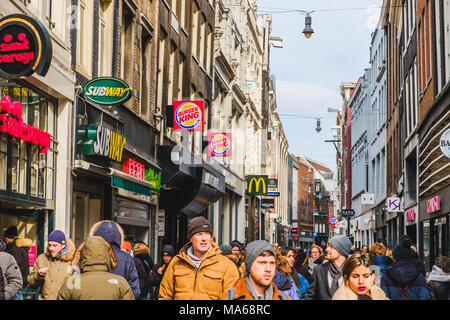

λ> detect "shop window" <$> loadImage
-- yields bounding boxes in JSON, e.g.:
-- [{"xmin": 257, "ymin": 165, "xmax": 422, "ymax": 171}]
[
  {"xmin": 422, "ymin": 220, "xmax": 431, "ymax": 271},
  {"xmin": 0, "ymin": 134, "xmax": 6, "ymax": 190}
]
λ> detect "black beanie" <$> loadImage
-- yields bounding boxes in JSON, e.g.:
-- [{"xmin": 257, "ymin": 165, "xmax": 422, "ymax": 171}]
[
  {"xmin": 393, "ymin": 238, "xmax": 416, "ymax": 261},
  {"xmin": 4, "ymin": 226, "xmax": 18, "ymax": 238}
]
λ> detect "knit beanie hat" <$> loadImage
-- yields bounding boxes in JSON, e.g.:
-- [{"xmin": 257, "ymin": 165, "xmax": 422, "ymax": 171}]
[
  {"xmin": 230, "ymin": 240, "xmax": 242, "ymax": 250},
  {"xmin": 162, "ymin": 244, "xmax": 175, "ymax": 257},
  {"xmin": 4, "ymin": 226, "xmax": 18, "ymax": 238},
  {"xmin": 48, "ymin": 230, "xmax": 66, "ymax": 244},
  {"xmin": 188, "ymin": 216, "xmax": 213, "ymax": 240},
  {"xmin": 393, "ymin": 238, "xmax": 416, "ymax": 261},
  {"xmin": 244, "ymin": 240, "xmax": 276, "ymax": 272},
  {"xmin": 328, "ymin": 235, "xmax": 352, "ymax": 258},
  {"xmin": 220, "ymin": 244, "xmax": 232, "ymax": 255}
]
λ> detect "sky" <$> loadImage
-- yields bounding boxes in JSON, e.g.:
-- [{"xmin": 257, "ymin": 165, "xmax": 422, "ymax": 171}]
[{"xmin": 258, "ymin": 0, "xmax": 383, "ymax": 172}]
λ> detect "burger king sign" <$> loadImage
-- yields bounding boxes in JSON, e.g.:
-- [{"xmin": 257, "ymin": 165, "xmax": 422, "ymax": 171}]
[
  {"xmin": 173, "ymin": 101, "xmax": 203, "ymax": 131},
  {"xmin": 208, "ymin": 133, "xmax": 231, "ymax": 157}
]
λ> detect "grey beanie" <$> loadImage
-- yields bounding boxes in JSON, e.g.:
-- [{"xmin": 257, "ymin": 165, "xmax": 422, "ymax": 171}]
[
  {"xmin": 244, "ymin": 240, "xmax": 276, "ymax": 272},
  {"xmin": 328, "ymin": 235, "xmax": 353, "ymax": 258},
  {"xmin": 220, "ymin": 244, "xmax": 232, "ymax": 255}
]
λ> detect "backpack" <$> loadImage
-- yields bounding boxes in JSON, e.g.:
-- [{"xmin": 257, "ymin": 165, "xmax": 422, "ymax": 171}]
[
  {"xmin": 395, "ymin": 285, "xmax": 412, "ymax": 300},
  {"xmin": 0, "ymin": 265, "xmax": 5, "ymax": 300}
]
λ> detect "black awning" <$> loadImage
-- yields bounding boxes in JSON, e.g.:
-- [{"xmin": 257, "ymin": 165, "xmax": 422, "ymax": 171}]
[{"xmin": 158, "ymin": 144, "xmax": 225, "ymax": 215}]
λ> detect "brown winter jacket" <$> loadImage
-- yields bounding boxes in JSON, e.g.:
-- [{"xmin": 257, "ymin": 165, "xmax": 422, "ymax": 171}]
[
  {"xmin": 27, "ymin": 239, "xmax": 76, "ymax": 300},
  {"xmin": 158, "ymin": 241, "xmax": 240, "ymax": 300},
  {"xmin": 223, "ymin": 254, "xmax": 246, "ymax": 279},
  {"xmin": 218, "ymin": 277, "xmax": 291, "ymax": 300},
  {"xmin": 57, "ymin": 237, "xmax": 134, "ymax": 300}
]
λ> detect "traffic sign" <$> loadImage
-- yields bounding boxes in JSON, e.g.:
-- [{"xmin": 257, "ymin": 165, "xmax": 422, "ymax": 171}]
[{"xmin": 328, "ymin": 216, "xmax": 338, "ymax": 224}]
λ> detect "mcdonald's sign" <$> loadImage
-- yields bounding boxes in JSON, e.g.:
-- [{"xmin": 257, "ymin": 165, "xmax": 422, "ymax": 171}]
[{"xmin": 246, "ymin": 175, "xmax": 268, "ymax": 195}]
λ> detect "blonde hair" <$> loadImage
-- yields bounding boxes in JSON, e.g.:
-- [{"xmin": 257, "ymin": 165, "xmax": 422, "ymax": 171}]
[
  {"xmin": 369, "ymin": 243, "xmax": 387, "ymax": 257},
  {"xmin": 342, "ymin": 252, "xmax": 373, "ymax": 281},
  {"xmin": 272, "ymin": 244, "xmax": 291, "ymax": 274},
  {"xmin": 303, "ymin": 244, "xmax": 324, "ymax": 265}
]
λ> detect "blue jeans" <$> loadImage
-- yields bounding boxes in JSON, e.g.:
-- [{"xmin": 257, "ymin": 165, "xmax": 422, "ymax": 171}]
[{"xmin": 10, "ymin": 288, "xmax": 26, "ymax": 300}]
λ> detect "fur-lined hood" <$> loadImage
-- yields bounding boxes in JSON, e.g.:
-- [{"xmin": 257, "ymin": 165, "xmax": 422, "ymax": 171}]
[
  {"xmin": 44, "ymin": 238, "xmax": 75, "ymax": 262},
  {"xmin": 89, "ymin": 220, "xmax": 125, "ymax": 248},
  {"xmin": 73, "ymin": 236, "xmax": 118, "ymax": 272},
  {"xmin": 332, "ymin": 284, "xmax": 389, "ymax": 300},
  {"xmin": 134, "ymin": 247, "xmax": 150, "ymax": 256}
]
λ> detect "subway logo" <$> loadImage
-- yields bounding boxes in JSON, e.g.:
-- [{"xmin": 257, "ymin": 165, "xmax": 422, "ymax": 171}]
[{"xmin": 82, "ymin": 77, "xmax": 132, "ymax": 105}]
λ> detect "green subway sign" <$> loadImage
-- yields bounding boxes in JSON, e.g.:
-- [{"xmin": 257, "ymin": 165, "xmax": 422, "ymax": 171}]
[{"xmin": 81, "ymin": 77, "xmax": 132, "ymax": 105}]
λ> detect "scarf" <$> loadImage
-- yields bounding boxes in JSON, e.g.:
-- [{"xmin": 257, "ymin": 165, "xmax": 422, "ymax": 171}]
[
  {"xmin": 308, "ymin": 257, "xmax": 316, "ymax": 275},
  {"xmin": 328, "ymin": 261, "xmax": 342, "ymax": 296},
  {"xmin": 245, "ymin": 276, "xmax": 274, "ymax": 300},
  {"xmin": 428, "ymin": 266, "xmax": 450, "ymax": 282}
]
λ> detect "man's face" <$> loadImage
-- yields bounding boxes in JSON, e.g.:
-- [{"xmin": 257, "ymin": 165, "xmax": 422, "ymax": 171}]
[
  {"xmin": 285, "ymin": 250, "xmax": 296, "ymax": 267},
  {"xmin": 346, "ymin": 265, "xmax": 374, "ymax": 295},
  {"xmin": 4, "ymin": 237, "xmax": 14, "ymax": 245},
  {"xmin": 163, "ymin": 255, "xmax": 172, "ymax": 264},
  {"xmin": 190, "ymin": 232, "xmax": 212, "ymax": 255},
  {"xmin": 48, "ymin": 241, "xmax": 65, "ymax": 258},
  {"xmin": 249, "ymin": 255, "xmax": 276, "ymax": 288},
  {"xmin": 325, "ymin": 244, "xmax": 342, "ymax": 261},
  {"xmin": 232, "ymin": 246, "xmax": 240, "ymax": 257}
]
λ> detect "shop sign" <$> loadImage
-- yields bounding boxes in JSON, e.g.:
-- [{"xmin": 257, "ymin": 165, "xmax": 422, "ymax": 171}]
[
  {"xmin": 340, "ymin": 209, "xmax": 355, "ymax": 217},
  {"xmin": 0, "ymin": 96, "xmax": 51, "ymax": 153},
  {"xmin": 406, "ymin": 208, "xmax": 415, "ymax": 222},
  {"xmin": 93, "ymin": 125, "xmax": 126, "ymax": 162},
  {"xmin": 0, "ymin": 14, "xmax": 52, "ymax": 79},
  {"xmin": 427, "ymin": 196, "xmax": 441, "ymax": 214},
  {"xmin": 145, "ymin": 167, "xmax": 161, "ymax": 192},
  {"xmin": 28, "ymin": 245, "xmax": 37, "ymax": 265},
  {"xmin": 208, "ymin": 132, "xmax": 231, "ymax": 157},
  {"xmin": 123, "ymin": 158, "xmax": 145, "ymax": 180},
  {"xmin": 314, "ymin": 179, "xmax": 321, "ymax": 195},
  {"xmin": 157, "ymin": 210, "xmax": 165, "ymax": 237},
  {"xmin": 267, "ymin": 191, "xmax": 280, "ymax": 197},
  {"xmin": 268, "ymin": 179, "xmax": 278, "ymax": 188},
  {"xmin": 261, "ymin": 198, "xmax": 275, "ymax": 209},
  {"xmin": 246, "ymin": 175, "xmax": 268, "ymax": 196},
  {"xmin": 387, "ymin": 197, "xmax": 402, "ymax": 212},
  {"xmin": 439, "ymin": 128, "xmax": 450, "ymax": 159},
  {"xmin": 173, "ymin": 101, "xmax": 203, "ymax": 131},
  {"xmin": 361, "ymin": 193, "xmax": 375, "ymax": 205},
  {"xmin": 82, "ymin": 77, "xmax": 132, "ymax": 105}
]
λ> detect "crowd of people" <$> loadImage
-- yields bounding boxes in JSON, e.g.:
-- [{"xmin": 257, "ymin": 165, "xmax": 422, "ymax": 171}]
[{"xmin": 0, "ymin": 218, "xmax": 449, "ymax": 301}]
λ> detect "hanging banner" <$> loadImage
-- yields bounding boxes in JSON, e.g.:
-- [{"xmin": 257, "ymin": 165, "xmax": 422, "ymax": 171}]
[
  {"xmin": 173, "ymin": 100, "xmax": 203, "ymax": 131},
  {"xmin": 0, "ymin": 14, "xmax": 52, "ymax": 79},
  {"xmin": 208, "ymin": 132, "xmax": 231, "ymax": 157}
]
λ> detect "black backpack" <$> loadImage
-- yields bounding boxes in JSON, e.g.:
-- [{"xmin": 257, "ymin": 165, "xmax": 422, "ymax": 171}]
[
  {"xmin": 395, "ymin": 285, "xmax": 412, "ymax": 300},
  {"xmin": 0, "ymin": 265, "xmax": 5, "ymax": 300}
]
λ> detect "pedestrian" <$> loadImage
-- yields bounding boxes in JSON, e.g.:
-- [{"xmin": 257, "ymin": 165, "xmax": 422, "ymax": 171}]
[
  {"xmin": 158, "ymin": 216, "xmax": 239, "ymax": 300},
  {"xmin": 220, "ymin": 244, "xmax": 244, "ymax": 279},
  {"xmin": 427, "ymin": 256, "xmax": 450, "ymax": 300},
  {"xmin": 368, "ymin": 242, "xmax": 393, "ymax": 286},
  {"xmin": 122, "ymin": 241, "xmax": 147, "ymax": 300},
  {"xmin": 300, "ymin": 244, "xmax": 325, "ymax": 284},
  {"xmin": 294, "ymin": 247, "xmax": 306, "ymax": 273},
  {"xmin": 219, "ymin": 240, "xmax": 290, "ymax": 300},
  {"xmin": 27, "ymin": 230, "xmax": 75, "ymax": 300},
  {"xmin": 89, "ymin": 220, "xmax": 140, "ymax": 298},
  {"xmin": 273, "ymin": 247, "xmax": 299, "ymax": 300},
  {"xmin": 0, "ymin": 239, "xmax": 22, "ymax": 300},
  {"xmin": 361, "ymin": 245, "xmax": 369, "ymax": 254},
  {"xmin": 134, "ymin": 241, "xmax": 154, "ymax": 299},
  {"xmin": 3, "ymin": 226, "xmax": 29, "ymax": 300},
  {"xmin": 280, "ymin": 246, "xmax": 309, "ymax": 299},
  {"xmin": 332, "ymin": 252, "xmax": 389, "ymax": 300},
  {"xmin": 57, "ymin": 236, "xmax": 134, "ymax": 300},
  {"xmin": 149, "ymin": 244, "xmax": 174, "ymax": 300},
  {"xmin": 305, "ymin": 235, "xmax": 352, "ymax": 300},
  {"xmin": 380, "ymin": 238, "xmax": 431, "ymax": 300}
]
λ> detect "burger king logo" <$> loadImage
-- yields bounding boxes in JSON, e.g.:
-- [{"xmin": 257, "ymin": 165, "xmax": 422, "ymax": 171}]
[
  {"xmin": 208, "ymin": 133, "xmax": 231, "ymax": 157},
  {"xmin": 174, "ymin": 101, "xmax": 204, "ymax": 131}
]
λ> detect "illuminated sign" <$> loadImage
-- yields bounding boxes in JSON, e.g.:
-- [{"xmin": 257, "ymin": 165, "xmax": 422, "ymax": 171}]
[
  {"xmin": 82, "ymin": 77, "xmax": 132, "ymax": 106},
  {"xmin": 208, "ymin": 132, "xmax": 231, "ymax": 157},
  {"xmin": 406, "ymin": 208, "xmax": 415, "ymax": 222},
  {"xmin": 173, "ymin": 101, "xmax": 203, "ymax": 131},
  {"xmin": 145, "ymin": 167, "xmax": 161, "ymax": 192},
  {"xmin": 77, "ymin": 124, "xmax": 126, "ymax": 162},
  {"xmin": 246, "ymin": 175, "xmax": 268, "ymax": 196},
  {"xmin": 0, "ymin": 14, "xmax": 52, "ymax": 79},
  {"xmin": 314, "ymin": 179, "xmax": 321, "ymax": 195},
  {"xmin": 0, "ymin": 96, "xmax": 51, "ymax": 153},
  {"xmin": 427, "ymin": 196, "xmax": 441, "ymax": 214},
  {"xmin": 123, "ymin": 158, "xmax": 145, "ymax": 180}
]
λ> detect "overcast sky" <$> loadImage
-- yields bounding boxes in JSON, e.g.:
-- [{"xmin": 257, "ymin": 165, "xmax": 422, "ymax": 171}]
[{"xmin": 258, "ymin": 0, "xmax": 383, "ymax": 172}]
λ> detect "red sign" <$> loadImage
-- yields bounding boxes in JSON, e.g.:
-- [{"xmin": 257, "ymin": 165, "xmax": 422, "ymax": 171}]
[
  {"xmin": 328, "ymin": 216, "xmax": 338, "ymax": 224},
  {"xmin": 123, "ymin": 158, "xmax": 145, "ymax": 180},
  {"xmin": 28, "ymin": 245, "xmax": 37, "ymax": 265},
  {"xmin": 208, "ymin": 132, "xmax": 231, "ymax": 157},
  {"xmin": 427, "ymin": 196, "xmax": 441, "ymax": 214},
  {"xmin": 173, "ymin": 101, "xmax": 203, "ymax": 131},
  {"xmin": 0, "ymin": 96, "xmax": 51, "ymax": 153},
  {"xmin": 406, "ymin": 208, "xmax": 415, "ymax": 222}
]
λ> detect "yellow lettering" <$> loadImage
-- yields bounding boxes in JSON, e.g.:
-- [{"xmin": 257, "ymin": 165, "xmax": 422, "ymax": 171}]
[
  {"xmin": 109, "ymin": 131, "xmax": 116, "ymax": 159},
  {"xmin": 106, "ymin": 87, "xmax": 115, "ymax": 96}
]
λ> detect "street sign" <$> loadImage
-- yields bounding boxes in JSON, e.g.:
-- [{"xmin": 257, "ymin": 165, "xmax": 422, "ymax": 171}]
[
  {"xmin": 340, "ymin": 209, "xmax": 355, "ymax": 217},
  {"xmin": 328, "ymin": 216, "xmax": 338, "ymax": 224},
  {"xmin": 266, "ymin": 191, "xmax": 280, "ymax": 197},
  {"xmin": 261, "ymin": 198, "xmax": 275, "ymax": 209}
]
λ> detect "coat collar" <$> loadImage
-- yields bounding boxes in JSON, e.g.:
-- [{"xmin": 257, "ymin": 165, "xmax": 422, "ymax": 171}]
[
  {"xmin": 45, "ymin": 238, "xmax": 75, "ymax": 262},
  {"xmin": 177, "ymin": 241, "xmax": 221, "ymax": 270},
  {"xmin": 230, "ymin": 277, "xmax": 287, "ymax": 300}
]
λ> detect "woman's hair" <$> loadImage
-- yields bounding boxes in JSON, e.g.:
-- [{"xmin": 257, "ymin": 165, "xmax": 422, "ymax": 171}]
[
  {"xmin": 134, "ymin": 242, "xmax": 148, "ymax": 251},
  {"xmin": 435, "ymin": 256, "xmax": 450, "ymax": 273},
  {"xmin": 341, "ymin": 252, "xmax": 373, "ymax": 281},
  {"xmin": 369, "ymin": 242, "xmax": 387, "ymax": 257},
  {"xmin": 303, "ymin": 244, "xmax": 324, "ymax": 265},
  {"xmin": 280, "ymin": 246, "xmax": 293, "ymax": 257},
  {"xmin": 272, "ymin": 244, "xmax": 291, "ymax": 274}
]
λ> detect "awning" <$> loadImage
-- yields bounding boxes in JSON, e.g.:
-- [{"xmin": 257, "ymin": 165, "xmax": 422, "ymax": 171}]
[{"xmin": 109, "ymin": 168, "xmax": 157, "ymax": 196}]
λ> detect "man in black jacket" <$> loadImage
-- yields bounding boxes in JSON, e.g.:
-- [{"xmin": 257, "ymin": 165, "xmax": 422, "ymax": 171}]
[
  {"xmin": 4, "ymin": 227, "xmax": 29, "ymax": 300},
  {"xmin": 305, "ymin": 235, "xmax": 352, "ymax": 300}
]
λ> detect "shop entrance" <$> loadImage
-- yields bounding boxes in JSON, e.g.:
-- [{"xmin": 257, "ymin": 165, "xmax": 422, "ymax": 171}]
[
  {"xmin": 433, "ymin": 215, "xmax": 449, "ymax": 261},
  {"xmin": 406, "ymin": 224, "xmax": 417, "ymax": 245},
  {"xmin": 72, "ymin": 192, "xmax": 102, "ymax": 248}
]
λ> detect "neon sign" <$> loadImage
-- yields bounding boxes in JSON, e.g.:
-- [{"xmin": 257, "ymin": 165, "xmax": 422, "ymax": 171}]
[
  {"xmin": 0, "ymin": 96, "xmax": 50, "ymax": 153},
  {"xmin": 427, "ymin": 196, "xmax": 441, "ymax": 214},
  {"xmin": 123, "ymin": 158, "xmax": 145, "ymax": 180}
]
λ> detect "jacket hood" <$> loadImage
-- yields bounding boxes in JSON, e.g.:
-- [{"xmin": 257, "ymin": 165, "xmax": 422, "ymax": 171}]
[
  {"xmin": 78, "ymin": 236, "xmax": 118, "ymax": 272},
  {"xmin": 0, "ymin": 239, "xmax": 6, "ymax": 251},
  {"xmin": 273, "ymin": 270, "xmax": 292, "ymax": 290},
  {"xmin": 385, "ymin": 260, "xmax": 420, "ymax": 285},
  {"xmin": 89, "ymin": 220, "xmax": 124, "ymax": 248},
  {"xmin": 45, "ymin": 238, "xmax": 75, "ymax": 261},
  {"xmin": 134, "ymin": 247, "xmax": 150, "ymax": 256},
  {"xmin": 427, "ymin": 265, "xmax": 450, "ymax": 283},
  {"xmin": 373, "ymin": 255, "xmax": 393, "ymax": 266}
]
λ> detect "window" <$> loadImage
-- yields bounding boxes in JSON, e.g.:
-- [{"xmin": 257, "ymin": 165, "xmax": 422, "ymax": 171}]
[
  {"xmin": 98, "ymin": 0, "xmax": 113, "ymax": 77},
  {"xmin": 156, "ymin": 33, "xmax": 166, "ymax": 114},
  {"xmin": 47, "ymin": 0, "xmax": 67, "ymax": 41},
  {"xmin": 180, "ymin": 0, "xmax": 186, "ymax": 29},
  {"xmin": 192, "ymin": 3, "xmax": 199, "ymax": 59},
  {"xmin": 120, "ymin": 7, "xmax": 134, "ymax": 91},
  {"xmin": 141, "ymin": 30, "xmax": 152, "ymax": 119},
  {"xmin": 171, "ymin": 0, "xmax": 178, "ymax": 17},
  {"xmin": 77, "ymin": 0, "xmax": 94, "ymax": 76},
  {"xmin": 206, "ymin": 25, "xmax": 213, "ymax": 74},
  {"xmin": 177, "ymin": 54, "xmax": 185, "ymax": 99},
  {"xmin": 199, "ymin": 15, "xmax": 206, "ymax": 67},
  {"xmin": 167, "ymin": 43, "xmax": 176, "ymax": 104},
  {"xmin": 0, "ymin": 134, "xmax": 7, "ymax": 190}
]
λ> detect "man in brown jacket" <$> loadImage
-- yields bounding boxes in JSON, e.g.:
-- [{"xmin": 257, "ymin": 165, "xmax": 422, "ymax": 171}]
[
  {"xmin": 57, "ymin": 236, "xmax": 134, "ymax": 300},
  {"xmin": 27, "ymin": 230, "xmax": 75, "ymax": 300},
  {"xmin": 158, "ymin": 216, "xmax": 239, "ymax": 300}
]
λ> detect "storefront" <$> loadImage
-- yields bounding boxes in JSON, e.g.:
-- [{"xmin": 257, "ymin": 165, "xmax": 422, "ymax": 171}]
[{"xmin": 404, "ymin": 205, "xmax": 418, "ymax": 245}]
